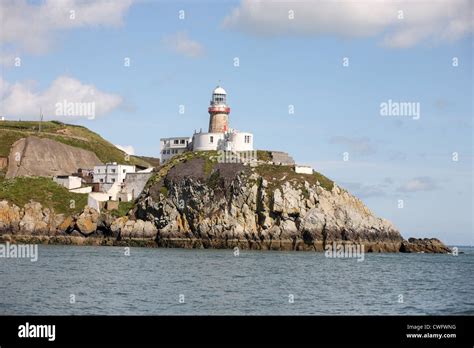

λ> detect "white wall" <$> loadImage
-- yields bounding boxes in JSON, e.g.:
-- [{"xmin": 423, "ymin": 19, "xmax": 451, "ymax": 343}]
[
  {"xmin": 70, "ymin": 186, "xmax": 92, "ymax": 194},
  {"xmin": 87, "ymin": 192, "xmax": 109, "ymax": 213},
  {"xmin": 192, "ymin": 132, "xmax": 224, "ymax": 151},
  {"xmin": 54, "ymin": 176, "xmax": 82, "ymax": 190},
  {"xmin": 93, "ymin": 164, "xmax": 135, "ymax": 184},
  {"xmin": 228, "ymin": 132, "xmax": 254, "ymax": 152},
  {"xmin": 295, "ymin": 166, "xmax": 313, "ymax": 174}
]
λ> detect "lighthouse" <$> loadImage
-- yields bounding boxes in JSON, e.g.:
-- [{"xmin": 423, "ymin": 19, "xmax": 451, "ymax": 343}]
[
  {"xmin": 208, "ymin": 86, "xmax": 230, "ymax": 133},
  {"xmin": 160, "ymin": 85, "xmax": 254, "ymax": 162}
]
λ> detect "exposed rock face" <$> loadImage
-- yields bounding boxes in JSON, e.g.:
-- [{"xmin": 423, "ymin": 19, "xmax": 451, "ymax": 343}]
[
  {"xmin": 134, "ymin": 158, "xmax": 406, "ymax": 252},
  {"xmin": 0, "ymin": 155, "xmax": 452, "ymax": 253},
  {"xmin": 0, "ymin": 200, "xmax": 157, "ymax": 240},
  {"xmin": 400, "ymin": 238, "xmax": 452, "ymax": 253},
  {"xmin": 75, "ymin": 207, "xmax": 100, "ymax": 235},
  {"xmin": 6, "ymin": 136, "xmax": 102, "ymax": 178},
  {"xmin": 0, "ymin": 200, "xmax": 66, "ymax": 235}
]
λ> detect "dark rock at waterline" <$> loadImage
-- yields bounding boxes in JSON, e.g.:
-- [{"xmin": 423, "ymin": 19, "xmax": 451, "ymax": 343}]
[{"xmin": 400, "ymin": 238, "xmax": 451, "ymax": 254}]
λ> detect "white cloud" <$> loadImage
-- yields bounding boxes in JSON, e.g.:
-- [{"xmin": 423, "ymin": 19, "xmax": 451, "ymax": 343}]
[
  {"xmin": 223, "ymin": 0, "xmax": 473, "ymax": 48},
  {"xmin": 162, "ymin": 32, "xmax": 205, "ymax": 58},
  {"xmin": 0, "ymin": 76, "xmax": 122, "ymax": 119},
  {"xmin": 0, "ymin": 0, "xmax": 134, "ymax": 55},
  {"xmin": 115, "ymin": 144, "xmax": 135, "ymax": 155},
  {"xmin": 397, "ymin": 176, "xmax": 438, "ymax": 192},
  {"xmin": 329, "ymin": 136, "xmax": 376, "ymax": 156}
]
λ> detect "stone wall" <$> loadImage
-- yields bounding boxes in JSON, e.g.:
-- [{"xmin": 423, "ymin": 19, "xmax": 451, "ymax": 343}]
[
  {"xmin": 123, "ymin": 172, "xmax": 153, "ymax": 200},
  {"xmin": 271, "ymin": 151, "xmax": 295, "ymax": 165}
]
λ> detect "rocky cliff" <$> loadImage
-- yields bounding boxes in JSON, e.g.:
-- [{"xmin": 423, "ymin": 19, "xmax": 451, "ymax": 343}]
[
  {"xmin": 133, "ymin": 155, "xmax": 405, "ymax": 251},
  {"xmin": 6, "ymin": 136, "xmax": 102, "ymax": 178},
  {"xmin": 0, "ymin": 151, "xmax": 452, "ymax": 253}
]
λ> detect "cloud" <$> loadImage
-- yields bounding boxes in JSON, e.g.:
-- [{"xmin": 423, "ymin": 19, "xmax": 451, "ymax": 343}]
[
  {"xmin": 1, "ymin": 76, "xmax": 122, "ymax": 119},
  {"xmin": 329, "ymin": 136, "xmax": 376, "ymax": 156},
  {"xmin": 341, "ymin": 181, "xmax": 387, "ymax": 198},
  {"xmin": 397, "ymin": 176, "xmax": 438, "ymax": 192},
  {"xmin": 223, "ymin": 0, "xmax": 473, "ymax": 48},
  {"xmin": 115, "ymin": 144, "xmax": 135, "ymax": 155},
  {"xmin": 0, "ymin": 0, "xmax": 134, "ymax": 55},
  {"xmin": 162, "ymin": 32, "xmax": 205, "ymax": 58}
]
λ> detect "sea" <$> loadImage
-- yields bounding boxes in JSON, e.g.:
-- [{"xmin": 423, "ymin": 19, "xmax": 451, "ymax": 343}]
[{"xmin": 0, "ymin": 245, "xmax": 473, "ymax": 315}]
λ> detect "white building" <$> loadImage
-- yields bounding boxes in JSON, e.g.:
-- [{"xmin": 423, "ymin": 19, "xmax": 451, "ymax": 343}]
[
  {"xmin": 160, "ymin": 137, "xmax": 191, "ymax": 164},
  {"xmin": 93, "ymin": 163, "xmax": 136, "ymax": 185},
  {"xmin": 160, "ymin": 86, "xmax": 254, "ymax": 163},
  {"xmin": 53, "ymin": 175, "xmax": 82, "ymax": 190},
  {"xmin": 295, "ymin": 165, "xmax": 313, "ymax": 175}
]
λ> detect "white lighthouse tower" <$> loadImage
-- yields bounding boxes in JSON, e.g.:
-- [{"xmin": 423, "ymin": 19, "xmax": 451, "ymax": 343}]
[
  {"xmin": 160, "ymin": 85, "xmax": 254, "ymax": 163},
  {"xmin": 192, "ymin": 86, "xmax": 254, "ymax": 152},
  {"xmin": 208, "ymin": 86, "xmax": 230, "ymax": 133}
]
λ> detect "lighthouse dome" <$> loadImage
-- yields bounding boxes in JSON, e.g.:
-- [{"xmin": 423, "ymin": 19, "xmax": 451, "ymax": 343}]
[{"xmin": 213, "ymin": 86, "xmax": 226, "ymax": 95}]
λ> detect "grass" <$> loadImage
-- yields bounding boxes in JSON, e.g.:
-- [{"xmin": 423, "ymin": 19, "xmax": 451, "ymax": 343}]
[
  {"xmin": 110, "ymin": 201, "xmax": 134, "ymax": 217},
  {"xmin": 0, "ymin": 176, "xmax": 88, "ymax": 214},
  {"xmin": 254, "ymin": 164, "xmax": 334, "ymax": 192},
  {"xmin": 0, "ymin": 120, "xmax": 150, "ymax": 167},
  {"xmin": 256, "ymin": 150, "xmax": 273, "ymax": 162}
]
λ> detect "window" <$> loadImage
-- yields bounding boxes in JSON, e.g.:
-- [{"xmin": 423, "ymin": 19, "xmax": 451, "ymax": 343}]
[
  {"xmin": 174, "ymin": 139, "xmax": 179, "ymax": 144},
  {"xmin": 112, "ymin": 178, "xmax": 116, "ymax": 183},
  {"xmin": 180, "ymin": 139, "xmax": 185, "ymax": 144},
  {"xmin": 111, "ymin": 169, "xmax": 116, "ymax": 173},
  {"xmin": 123, "ymin": 169, "xmax": 126, "ymax": 173},
  {"xmin": 100, "ymin": 179, "xmax": 104, "ymax": 183},
  {"xmin": 210, "ymin": 136, "xmax": 214, "ymax": 143},
  {"xmin": 244, "ymin": 135, "xmax": 251, "ymax": 143}
]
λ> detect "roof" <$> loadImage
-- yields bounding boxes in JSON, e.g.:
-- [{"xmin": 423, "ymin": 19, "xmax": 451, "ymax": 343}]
[{"xmin": 213, "ymin": 86, "xmax": 226, "ymax": 95}]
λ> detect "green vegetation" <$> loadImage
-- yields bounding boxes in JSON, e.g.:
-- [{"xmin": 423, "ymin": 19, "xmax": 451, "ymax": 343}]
[
  {"xmin": 110, "ymin": 201, "xmax": 134, "ymax": 217},
  {"xmin": 0, "ymin": 120, "xmax": 150, "ymax": 167},
  {"xmin": 148, "ymin": 150, "xmax": 334, "ymax": 195},
  {"xmin": 254, "ymin": 164, "xmax": 334, "ymax": 192},
  {"xmin": 256, "ymin": 150, "xmax": 272, "ymax": 162},
  {"xmin": 148, "ymin": 150, "xmax": 219, "ymax": 186},
  {"xmin": 0, "ymin": 176, "xmax": 87, "ymax": 214},
  {"xmin": 159, "ymin": 186, "xmax": 169, "ymax": 196}
]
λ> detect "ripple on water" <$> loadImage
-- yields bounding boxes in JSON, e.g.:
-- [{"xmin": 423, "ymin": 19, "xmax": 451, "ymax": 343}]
[{"xmin": 0, "ymin": 245, "xmax": 473, "ymax": 315}]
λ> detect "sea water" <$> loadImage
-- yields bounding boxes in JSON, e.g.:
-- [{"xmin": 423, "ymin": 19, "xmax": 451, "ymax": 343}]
[{"xmin": 0, "ymin": 245, "xmax": 472, "ymax": 315}]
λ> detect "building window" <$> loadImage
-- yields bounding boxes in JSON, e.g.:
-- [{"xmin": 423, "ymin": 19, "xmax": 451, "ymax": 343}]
[
  {"xmin": 123, "ymin": 169, "xmax": 126, "ymax": 173},
  {"xmin": 244, "ymin": 135, "xmax": 251, "ymax": 143},
  {"xmin": 111, "ymin": 169, "xmax": 116, "ymax": 173},
  {"xmin": 180, "ymin": 139, "xmax": 185, "ymax": 144},
  {"xmin": 112, "ymin": 178, "xmax": 116, "ymax": 183},
  {"xmin": 100, "ymin": 179, "xmax": 104, "ymax": 183},
  {"xmin": 210, "ymin": 136, "xmax": 214, "ymax": 143},
  {"xmin": 174, "ymin": 139, "xmax": 179, "ymax": 144}
]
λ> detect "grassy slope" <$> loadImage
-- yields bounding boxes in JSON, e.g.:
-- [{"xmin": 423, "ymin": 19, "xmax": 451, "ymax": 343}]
[
  {"xmin": 0, "ymin": 120, "xmax": 150, "ymax": 167},
  {"xmin": 0, "ymin": 121, "xmax": 151, "ymax": 215},
  {"xmin": 148, "ymin": 150, "xmax": 334, "ymax": 193},
  {"xmin": 0, "ymin": 176, "xmax": 87, "ymax": 214}
]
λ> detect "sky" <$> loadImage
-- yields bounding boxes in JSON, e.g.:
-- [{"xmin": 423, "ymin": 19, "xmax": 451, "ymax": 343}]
[{"xmin": 0, "ymin": 0, "xmax": 472, "ymax": 245}]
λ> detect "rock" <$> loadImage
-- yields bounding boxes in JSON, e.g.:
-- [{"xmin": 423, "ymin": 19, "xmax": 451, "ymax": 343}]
[
  {"xmin": 400, "ymin": 238, "xmax": 451, "ymax": 254},
  {"xmin": 133, "ymin": 157, "xmax": 413, "ymax": 252},
  {"xmin": 75, "ymin": 206, "xmax": 99, "ymax": 235},
  {"xmin": 6, "ymin": 136, "xmax": 102, "ymax": 178},
  {"xmin": 20, "ymin": 201, "xmax": 48, "ymax": 235},
  {"xmin": 0, "ymin": 200, "xmax": 21, "ymax": 233}
]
